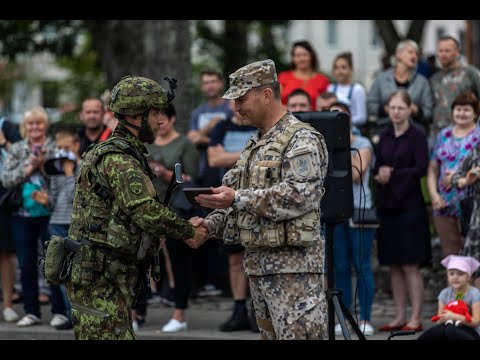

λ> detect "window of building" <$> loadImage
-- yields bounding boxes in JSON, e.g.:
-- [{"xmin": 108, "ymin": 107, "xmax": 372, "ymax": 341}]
[
  {"xmin": 327, "ymin": 20, "xmax": 337, "ymax": 47},
  {"xmin": 436, "ymin": 27, "xmax": 446, "ymax": 42}
]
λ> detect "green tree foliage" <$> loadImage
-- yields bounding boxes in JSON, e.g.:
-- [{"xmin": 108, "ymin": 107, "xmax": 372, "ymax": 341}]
[
  {"xmin": 0, "ymin": 20, "xmax": 83, "ymax": 59},
  {"xmin": 0, "ymin": 20, "xmax": 106, "ymax": 122}
]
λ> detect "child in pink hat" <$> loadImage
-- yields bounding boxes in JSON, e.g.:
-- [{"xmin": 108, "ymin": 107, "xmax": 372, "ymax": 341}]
[{"xmin": 418, "ymin": 255, "xmax": 480, "ymax": 340}]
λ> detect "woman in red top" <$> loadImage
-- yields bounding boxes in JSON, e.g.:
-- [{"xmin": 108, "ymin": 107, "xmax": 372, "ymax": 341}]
[{"xmin": 278, "ymin": 40, "xmax": 330, "ymax": 110}]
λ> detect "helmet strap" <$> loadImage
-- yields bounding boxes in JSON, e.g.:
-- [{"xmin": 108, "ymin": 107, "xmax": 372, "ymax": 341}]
[
  {"xmin": 138, "ymin": 110, "xmax": 156, "ymax": 144},
  {"xmin": 123, "ymin": 121, "xmax": 142, "ymax": 131}
]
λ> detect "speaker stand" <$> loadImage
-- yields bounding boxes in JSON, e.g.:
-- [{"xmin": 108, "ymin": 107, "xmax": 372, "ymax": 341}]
[{"xmin": 324, "ymin": 222, "xmax": 366, "ymax": 341}]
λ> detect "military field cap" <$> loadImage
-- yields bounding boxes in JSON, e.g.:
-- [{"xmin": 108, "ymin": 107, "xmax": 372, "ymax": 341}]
[{"xmin": 223, "ymin": 59, "xmax": 278, "ymax": 100}]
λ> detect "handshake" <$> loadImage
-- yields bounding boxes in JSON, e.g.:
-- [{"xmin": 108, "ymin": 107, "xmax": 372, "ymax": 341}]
[{"xmin": 184, "ymin": 217, "xmax": 209, "ymax": 249}]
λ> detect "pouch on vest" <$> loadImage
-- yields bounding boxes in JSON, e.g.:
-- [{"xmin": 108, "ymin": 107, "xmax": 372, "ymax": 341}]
[
  {"xmin": 77, "ymin": 244, "xmax": 106, "ymax": 283},
  {"xmin": 223, "ymin": 168, "xmax": 240, "ymax": 245},
  {"xmin": 223, "ymin": 208, "xmax": 240, "ymax": 245},
  {"xmin": 43, "ymin": 235, "xmax": 79, "ymax": 285},
  {"xmin": 285, "ymin": 209, "xmax": 321, "ymax": 247},
  {"xmin": 237, "ymin": 212, "xmax": 284, "ymax": 250}
]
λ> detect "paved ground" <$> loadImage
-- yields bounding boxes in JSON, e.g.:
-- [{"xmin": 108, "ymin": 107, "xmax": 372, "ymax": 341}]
[{"xmin": 0, "ymin": 294, "xmax": 437, "ymax": 340}]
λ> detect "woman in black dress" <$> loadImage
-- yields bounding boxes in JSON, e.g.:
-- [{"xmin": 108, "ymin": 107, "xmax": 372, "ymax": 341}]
[{"xmin": 374, "ymin": 90, "xmax": 431, "ymax": 333}]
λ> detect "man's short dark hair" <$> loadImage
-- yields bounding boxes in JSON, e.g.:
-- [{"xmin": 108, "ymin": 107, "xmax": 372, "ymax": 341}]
[
  {"xmin": 438, "ymin": 35, "xmax": 460, "ymax": 50},
  {"xmin": 287, "ymin": 89, "xmax": 311, "ymax": 105},
  {"xmin": 200, "ymin": 70, "xmax": 224, "ymax": 82}
]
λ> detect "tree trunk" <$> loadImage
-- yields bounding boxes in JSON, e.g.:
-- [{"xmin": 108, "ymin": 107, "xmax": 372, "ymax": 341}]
[
  {"xmin": 406, "ymin": 20, "xmax": 427, "ymax": 44},
  {"xmin": 89, "ymin": 20, "xmax": 192, "ymax": 133},
  {"xmin": 374, "ymin": 20, "xmax": 427, "ymax": 57},
  {"xmin": 374, "ymin": 20, "xmax": 401, "ymax": 57},
  {"xmin": 223, "ymin": 21, "xmax": 250, "ymax": 78},
  {"xmin": 143, "ymin": 20, "xmax": 192, "ymax": 133},
  {"xmin": 89, "ymin": 20, "xmax": 145, "ymax": 88},
  {"xmin": 472, "ymin": 20, "xmax": 480, "ymax": 68}
]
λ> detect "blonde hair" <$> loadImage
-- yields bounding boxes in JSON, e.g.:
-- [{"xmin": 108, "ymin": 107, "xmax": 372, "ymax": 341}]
[{"xmin": 20, "ymin": 106, "xmax": 49, "ymax": 138}]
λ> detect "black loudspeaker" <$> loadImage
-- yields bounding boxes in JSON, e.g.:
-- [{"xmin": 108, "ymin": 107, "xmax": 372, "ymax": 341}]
[{"xmin": 294, "ymin": 111, "xmax": 353, "ymax": 224}]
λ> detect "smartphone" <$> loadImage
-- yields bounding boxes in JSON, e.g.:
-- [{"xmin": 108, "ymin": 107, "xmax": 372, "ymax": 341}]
[
  {"xmin": 183, "ymin": 187, "xmax": 213, "ymax": 207},
  {"xmin": 32, "ymin": 144, "xmax": 43, "ymax": 156}
]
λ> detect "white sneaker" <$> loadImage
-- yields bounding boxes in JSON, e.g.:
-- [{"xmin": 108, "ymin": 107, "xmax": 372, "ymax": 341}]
[
  {"xmin": 16, "ymin": 314, "xmax": 41, "ymax": 327},
  {"xmin": 359, "ymin": 321, "xmax": 375, "ymax": 336},
  {"xmin": 132, "ymin": 320, "xmax": 139, "ymax": 333},
  {"xmin": 3, "ymin": 307, "xmax": 19, "ymax": 322},
  {"xmin": 161, "ymin": 318, "xmax": 188, "ymax": 333},
  {"xmin": 49, "ymin": 314, "xmax": 70, "ymax": 328},
  {"xmin": 334, "ymin": 323, "xmax": 342, "ymax": 336}
]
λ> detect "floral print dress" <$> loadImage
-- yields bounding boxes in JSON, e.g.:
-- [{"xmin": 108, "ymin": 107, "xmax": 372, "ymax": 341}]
[{"xmin": 431, "ymin": 125, "xmax": 480, "ymax": 218}]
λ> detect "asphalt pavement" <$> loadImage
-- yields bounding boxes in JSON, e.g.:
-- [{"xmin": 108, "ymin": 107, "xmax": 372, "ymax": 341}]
[{"xmin": 0, "ymin": 294, "xmax": 437, "ymax": 340}]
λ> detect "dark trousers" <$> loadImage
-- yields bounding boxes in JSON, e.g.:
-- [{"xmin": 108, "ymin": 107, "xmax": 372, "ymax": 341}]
[
  {"xmin": 48, "ymin": 224, "xmax": 72, "ymax": 319},
  {"xmin": 12, "ymin": 216, "xmax": 66, "ymax": 318},
  {"xmin": 166, "ymin": 237, "xmax": 192, "ymax": 309},
  {"xmin": 418, "ymin": 324, "xmax": 480, "ymax": 340}
]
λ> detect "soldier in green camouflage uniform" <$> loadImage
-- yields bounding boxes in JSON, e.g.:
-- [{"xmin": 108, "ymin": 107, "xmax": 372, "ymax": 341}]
[
  {"xmin": 189, "ymin": 60, "xmax": 329, "ymax": 340},
  {"xmin": 66, "ymin": 76, "xmax": 205, "ymax": 340}
]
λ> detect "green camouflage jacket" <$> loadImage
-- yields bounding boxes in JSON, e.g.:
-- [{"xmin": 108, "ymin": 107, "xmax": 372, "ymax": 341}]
[{"xmin": 68, "ymin": 123, "xmax": 194, "ymax": 258}]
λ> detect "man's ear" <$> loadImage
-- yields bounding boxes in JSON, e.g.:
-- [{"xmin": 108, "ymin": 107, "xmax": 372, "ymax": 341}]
[{"xmin": 263, "ymin": 87, "xmax": 273, "ymax": 104}]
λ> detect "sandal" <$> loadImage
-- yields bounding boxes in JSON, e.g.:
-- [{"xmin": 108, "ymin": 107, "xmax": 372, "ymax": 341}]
[{"xmin": 17, "ymin": 314, "xmax": 41, "ymax": 327}]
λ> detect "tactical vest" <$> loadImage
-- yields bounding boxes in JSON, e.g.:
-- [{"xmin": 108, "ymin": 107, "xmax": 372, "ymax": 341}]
[
  {"xmin": 224, "ymin": 121, "xmax": 323, "ymax": 250},
  {"xmin": 69, "ymin": 136, "xmax": 154, "ymax": 258}
]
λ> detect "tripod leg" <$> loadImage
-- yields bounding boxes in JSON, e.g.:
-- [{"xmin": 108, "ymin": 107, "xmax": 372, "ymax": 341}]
[
  {"xmin": 332, "ymin": 295, "xmax": 352, "ymax": 340},
  {"xmin": 338, "ymin": 297, "xmax": 367, "ymax": 340}
]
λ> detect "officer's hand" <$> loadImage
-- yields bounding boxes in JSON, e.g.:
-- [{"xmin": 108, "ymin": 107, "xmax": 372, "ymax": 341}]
[
  {"xmin": 195, "ymin": 186, "xmax": 235, "ymax": 209},
  {"xmin": 189, "ymin": 216, "xmax": 205, "ymax": 228},
  {"xmin": 185, "ymin": 226, "xmax": 208, "ymax": 249}
]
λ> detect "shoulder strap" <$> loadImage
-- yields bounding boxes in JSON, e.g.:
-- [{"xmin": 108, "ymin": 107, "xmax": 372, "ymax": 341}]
[
  {"xmin": 348, "ymin": 83, "xmax": 355, "ymax": 100},
  {"xmin": 266, "ymin": 121, "xmax": 319, "ymax": 157}
]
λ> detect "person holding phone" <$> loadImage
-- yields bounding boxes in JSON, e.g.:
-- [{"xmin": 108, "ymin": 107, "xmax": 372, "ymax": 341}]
[{"xmin": 0, "ymin": 106, "xmax": 59, "ymax": 327}]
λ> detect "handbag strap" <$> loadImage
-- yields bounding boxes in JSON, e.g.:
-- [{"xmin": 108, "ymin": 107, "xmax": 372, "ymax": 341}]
[{"xmin": 0, "ymin": 117, "xmax": 7, "ymax": 170}]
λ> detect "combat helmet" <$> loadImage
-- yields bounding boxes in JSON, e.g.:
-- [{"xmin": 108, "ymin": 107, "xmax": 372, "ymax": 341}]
[
  {"xmin": 109, "ymin": 75, "xmax": 168, "ymax": 116},
  {"xmin": 109, "ymin": 75, "xmax": 177, "ymax": 143}
]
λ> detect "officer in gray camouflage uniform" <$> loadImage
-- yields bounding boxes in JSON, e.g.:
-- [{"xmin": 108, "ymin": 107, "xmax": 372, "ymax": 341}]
[
  {"xmin": 66, "ymin": 75, "xmax": 206, "ymax": 340},
  {"xmin": 188, "ymin": 60, "xmax": 329, "ymax": 340}
]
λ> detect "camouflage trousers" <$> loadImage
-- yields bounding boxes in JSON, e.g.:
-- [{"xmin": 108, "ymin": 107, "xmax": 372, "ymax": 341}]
[
  {"xmin": 65, "ymin": 245, "xmax": 138, "ymax": 340},
  {"xmin": 249, "ymin": 272, "xmax": 327, "ymax": 340}
]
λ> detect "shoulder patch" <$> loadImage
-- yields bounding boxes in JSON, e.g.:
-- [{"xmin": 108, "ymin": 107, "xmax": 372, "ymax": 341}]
[
  {"xmin": 291, "ymin": 155, "xmax": 312, "ymax": 177},
  {"xmin": 128, "ymin": 172, "xmax": 144, "ymax": 195}
]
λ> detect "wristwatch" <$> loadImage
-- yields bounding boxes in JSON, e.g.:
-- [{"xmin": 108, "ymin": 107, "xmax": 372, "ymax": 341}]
[{"xmin": 0, "ymin": 140, "xmax": 7, "ymax": 148}]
